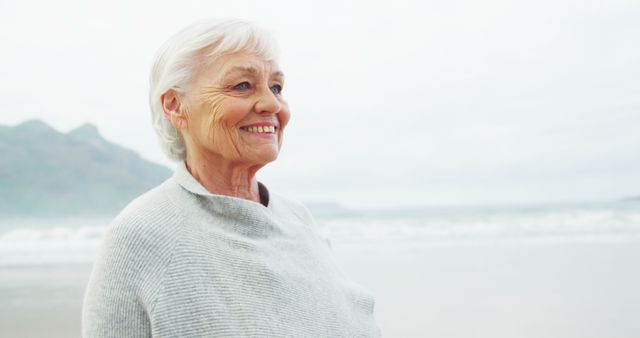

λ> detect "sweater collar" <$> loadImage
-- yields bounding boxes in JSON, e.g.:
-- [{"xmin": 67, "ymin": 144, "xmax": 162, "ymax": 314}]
[{"xmin": 173, "ymin": 160, "xmax": 270, "ymax": 207}]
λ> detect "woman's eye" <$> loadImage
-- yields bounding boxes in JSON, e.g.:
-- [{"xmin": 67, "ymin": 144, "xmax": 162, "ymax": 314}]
[
  {"xmin": 270, "ymin": 84, "xmax": 283, "ymax": 95},
  {"xmin": 233, "ymin": 82, "xmax": 251, "ymax": 90}
]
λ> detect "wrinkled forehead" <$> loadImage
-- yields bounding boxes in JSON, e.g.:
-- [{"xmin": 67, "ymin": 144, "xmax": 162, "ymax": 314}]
[{"xmin": 200, "ymin": 52, "xmax": 283, "ymax": 83}]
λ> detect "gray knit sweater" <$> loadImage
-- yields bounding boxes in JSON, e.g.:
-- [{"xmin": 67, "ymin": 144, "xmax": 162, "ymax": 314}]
[{"xmin": 82, "ymin": 161, "xmax": 382, "ymax": 337}]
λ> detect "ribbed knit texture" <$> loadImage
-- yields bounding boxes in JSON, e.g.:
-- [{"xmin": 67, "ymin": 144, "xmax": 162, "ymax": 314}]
[{"xmin": 82, "ymin": 161, "xmax": 382, "ymax": 338}]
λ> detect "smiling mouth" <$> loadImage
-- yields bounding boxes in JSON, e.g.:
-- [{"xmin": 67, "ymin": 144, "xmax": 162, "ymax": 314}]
[{"xmin": 239, "ymin": 126, "xmax": 277, "ymax": 134}]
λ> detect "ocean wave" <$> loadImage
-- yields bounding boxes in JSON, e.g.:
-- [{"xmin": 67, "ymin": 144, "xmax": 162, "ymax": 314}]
[
  {"xmin": 316, "ymin": 206, "xmax": 640, "ymax": 243},
  {"xmin": 0, "ymin": 226, "xmax": 106, "ymax": 266},
  {"xmin": 2, "ymin": 204, "xmax": 639, "ymax": 265}
]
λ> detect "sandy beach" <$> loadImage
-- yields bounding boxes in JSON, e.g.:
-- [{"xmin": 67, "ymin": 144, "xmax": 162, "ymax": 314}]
[
  {"xmin": 335, "ymin": 237, "xmax": 640, "ymax": 338},
  {"xmin": 1, "ymin": 236, "xmax": 639, "ymax": 338},
  {"xmin": 0, "ymin": 263, "xmax": 93, "ymax": 338}
]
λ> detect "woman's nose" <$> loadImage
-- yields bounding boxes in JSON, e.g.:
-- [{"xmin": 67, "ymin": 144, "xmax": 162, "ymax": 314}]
[{"xmin": 254, "ymin": 88, "xmax": 281, "ymax": 114}]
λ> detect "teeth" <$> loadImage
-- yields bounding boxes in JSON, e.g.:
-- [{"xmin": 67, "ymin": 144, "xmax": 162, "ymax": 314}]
[{"xmin": 243, "ymin": 126, "xmax": 276, "ymax": 133}]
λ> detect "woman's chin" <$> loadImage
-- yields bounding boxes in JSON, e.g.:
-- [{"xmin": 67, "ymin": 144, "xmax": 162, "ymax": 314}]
[
  {"xmin": 247, "ymin": 149, "xmax": 279, "ymax": 166},
  {"xmin": 260, "ymin": 153, "xmax": 279, "ymax": 164}
]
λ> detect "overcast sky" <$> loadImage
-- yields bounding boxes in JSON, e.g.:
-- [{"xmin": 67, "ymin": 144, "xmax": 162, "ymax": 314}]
[{"xmin": 1, "ymin": 0, "xmax": 639, "ymax": 208}]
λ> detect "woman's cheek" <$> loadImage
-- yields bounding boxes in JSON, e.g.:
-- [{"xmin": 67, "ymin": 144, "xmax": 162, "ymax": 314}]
[
  {"xmin": 215, "ymin": 102, "xmax": 246, "ymax": 158},
  {"xmin": 280, "ymin": 104, "xmax": 291, "ymax": 130}
]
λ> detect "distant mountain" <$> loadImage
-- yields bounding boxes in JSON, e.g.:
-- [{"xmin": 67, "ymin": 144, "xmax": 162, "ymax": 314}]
[
  {"xmin": 0, "ymin": 119, "xmax": 172, "ymax": 217},
  {"xmin": 620, "ymin": 196, "xmax": 640, "ymax": 202}
]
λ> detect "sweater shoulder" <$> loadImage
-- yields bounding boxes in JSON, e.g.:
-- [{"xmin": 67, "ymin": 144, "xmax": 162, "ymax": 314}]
[
  {"xmin": 115, "ymin": 178, "xmax": 178, "ymax": 225},
  {"xmin": 94, "ymin": 179, "xmax": 185, "ymax": 290}
]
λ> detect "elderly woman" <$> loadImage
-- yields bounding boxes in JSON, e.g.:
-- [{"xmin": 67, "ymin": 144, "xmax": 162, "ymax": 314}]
[{"xmin": 82, "ymin": 19, "xmax": 381, "ymax": 338}]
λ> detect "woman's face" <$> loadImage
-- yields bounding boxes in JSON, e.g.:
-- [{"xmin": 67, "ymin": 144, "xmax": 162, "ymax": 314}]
[{"xmin": 180, "ymin": 51, "xmax": 290, "ymax": 166}]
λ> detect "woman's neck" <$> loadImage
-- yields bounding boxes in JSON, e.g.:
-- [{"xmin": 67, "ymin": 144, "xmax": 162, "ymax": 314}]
[{"xmin": 184, "ymin": 151, "xmax": 263, "ymax": 204}]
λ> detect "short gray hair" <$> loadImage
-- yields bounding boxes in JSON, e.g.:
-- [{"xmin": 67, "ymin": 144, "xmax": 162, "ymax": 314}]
[{"xmin": 149, "ymin": 19, "xmax": 279, "ymax": 161}]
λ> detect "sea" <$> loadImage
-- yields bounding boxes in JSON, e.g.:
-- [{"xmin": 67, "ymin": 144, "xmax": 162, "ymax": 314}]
[{"xmin": 2, "ymin": 200, "xmax": 638, "ymax": 267}]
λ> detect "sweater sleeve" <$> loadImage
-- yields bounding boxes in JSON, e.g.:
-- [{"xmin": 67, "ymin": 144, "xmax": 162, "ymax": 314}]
[{"xmin": 82, "ymin": 221, "xmax": 153, "ymax": 338}]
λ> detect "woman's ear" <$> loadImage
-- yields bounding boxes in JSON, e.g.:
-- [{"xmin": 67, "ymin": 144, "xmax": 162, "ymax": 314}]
[{"xmin": 161, "ymin": 89, "xmax": 188, "ymax": 130}]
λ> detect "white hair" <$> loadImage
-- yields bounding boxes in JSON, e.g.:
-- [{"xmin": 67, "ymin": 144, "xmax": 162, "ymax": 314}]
[{"xmin": 149, "ymin": 18, "xmax": 279, "ymax": 161}]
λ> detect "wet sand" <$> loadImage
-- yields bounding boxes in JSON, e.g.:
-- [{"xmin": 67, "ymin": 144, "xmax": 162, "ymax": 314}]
[{"xmin": 0, "ymin": 263, "xmax": 93, "ymax": 338}]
